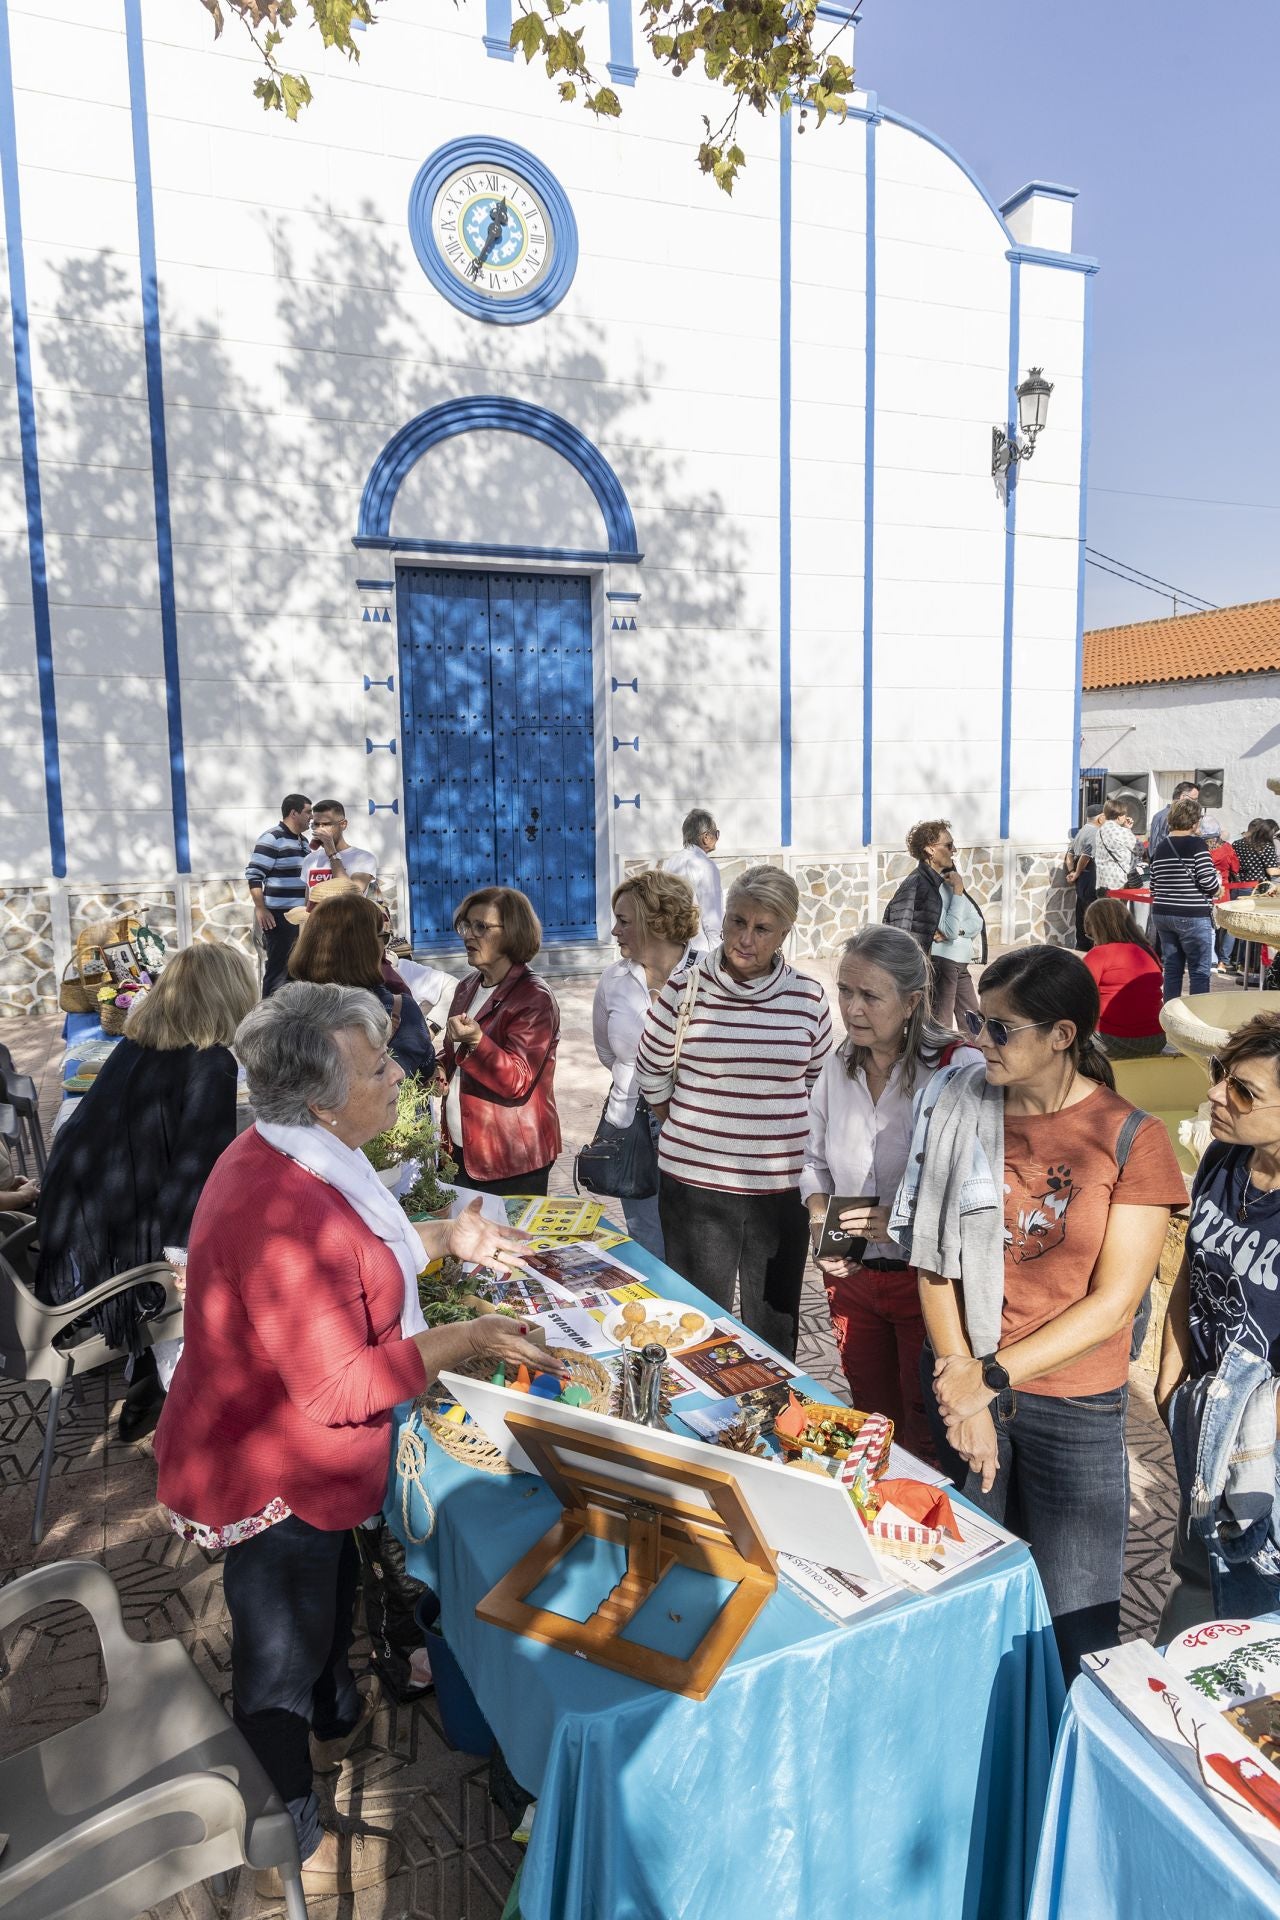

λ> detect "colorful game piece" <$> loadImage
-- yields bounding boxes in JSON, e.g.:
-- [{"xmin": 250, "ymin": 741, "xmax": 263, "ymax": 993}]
[
  {"xmin": 443, "ymin": 1404, "xmax": 469, "ymax": 1425},
  {"xmin": 490, "ymin": 1366, "xmax": 506, "ymax": 1386},
  {"xmin": 512, "ymin": 1364, "xmax": 532, "ymax": 1394},
  {"xmin": 529, "ymin": 1372, "xmax": 561, "ymax": 1399},
  {"xmin": 560, "ymin": 1383, "xmax": 592, "ymax": 1407}
]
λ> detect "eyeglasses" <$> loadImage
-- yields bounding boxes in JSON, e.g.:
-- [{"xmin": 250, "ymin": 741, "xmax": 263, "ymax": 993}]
[
  {"xmin": 456, "ymin": 919, "xmax": 503, "ymax": 938},
  {"xmin": 963, "ymin": 1010, "xmax": 1052, "ymax": 1049},
  {"xmin": 1209, "ymin": 1056, "xmax": 1280, "ymax": 1115}
]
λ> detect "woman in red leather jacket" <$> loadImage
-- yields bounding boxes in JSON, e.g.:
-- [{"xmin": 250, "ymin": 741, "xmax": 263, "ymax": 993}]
[{"xmin": 442, "ymin": 887, "xmax": 562, "ymax": 1193}]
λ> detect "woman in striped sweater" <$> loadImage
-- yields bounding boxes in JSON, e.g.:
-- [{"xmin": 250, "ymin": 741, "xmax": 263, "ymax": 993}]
[
  {"xmin": 1150, "ymin": 795, "xmax": 1222, "ymax": 1000},
  {"xmin": 636, "ymin": 866, "xmax": 831, "ymax": 1356}
]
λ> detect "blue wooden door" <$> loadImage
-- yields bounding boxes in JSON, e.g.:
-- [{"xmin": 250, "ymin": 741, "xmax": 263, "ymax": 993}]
[{"xmin": 398, "ymin": 568, "xmax": 596, "ymax": 942}]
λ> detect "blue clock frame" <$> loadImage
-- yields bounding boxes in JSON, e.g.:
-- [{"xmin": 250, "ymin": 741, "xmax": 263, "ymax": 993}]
[{"xmin": 408, "ymin": 136, "xmax": 579, "ymax": 325}]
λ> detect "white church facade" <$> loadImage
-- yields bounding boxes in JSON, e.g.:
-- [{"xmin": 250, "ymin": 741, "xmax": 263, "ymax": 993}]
[{"xmin": 0, "ymin": 0, "xmax": 1093, "ymax": 1010}]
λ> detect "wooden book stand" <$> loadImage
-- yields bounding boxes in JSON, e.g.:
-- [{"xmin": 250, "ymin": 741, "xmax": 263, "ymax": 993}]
[{"xmin": 476, "ymin": 1411, "xmax": 778, "ymax": 1700}]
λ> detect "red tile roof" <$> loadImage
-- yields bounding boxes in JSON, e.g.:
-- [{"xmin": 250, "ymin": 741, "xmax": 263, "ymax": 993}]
[{"xmin": 1083, "ymin": 597, "xmax": 1280, "ymax": 691}]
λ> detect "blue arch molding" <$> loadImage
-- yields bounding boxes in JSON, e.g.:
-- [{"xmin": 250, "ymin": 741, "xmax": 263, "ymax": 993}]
[
  {"xmin": 408, "ymin": 137, "xmax": 579, "ymax": 326},
  {"xmin": 354, "ymin": 396, "xmax": 642, "ymax": 563}
]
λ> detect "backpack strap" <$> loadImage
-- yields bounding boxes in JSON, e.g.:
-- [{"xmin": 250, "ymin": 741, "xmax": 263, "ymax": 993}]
[{"xmin": 1115, "ymin": 1106, "xmax": 1149, "ymax": 1172}]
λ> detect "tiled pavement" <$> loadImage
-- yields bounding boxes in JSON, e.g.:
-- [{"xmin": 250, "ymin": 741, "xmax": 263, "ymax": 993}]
[{"xmin": 0, "ymin": 969, "xmax": 1181, "ymax": 1917}]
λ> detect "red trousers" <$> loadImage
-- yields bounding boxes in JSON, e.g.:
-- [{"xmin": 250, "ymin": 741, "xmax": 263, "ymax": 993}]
[{"xmin": 822, "ymin": 1263, "xmax": 937, "ymax": 1465}]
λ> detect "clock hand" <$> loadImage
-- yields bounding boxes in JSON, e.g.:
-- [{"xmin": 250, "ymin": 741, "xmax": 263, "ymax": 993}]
[{"xmin": 465, "ymin": 198, "xmax": 509, "ymax": 281}]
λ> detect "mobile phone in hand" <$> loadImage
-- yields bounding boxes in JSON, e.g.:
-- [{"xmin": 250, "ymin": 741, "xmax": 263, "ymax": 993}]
[{"xmin": 816, "ymin": 1194, "xmax": 879, "ymax": 1263}]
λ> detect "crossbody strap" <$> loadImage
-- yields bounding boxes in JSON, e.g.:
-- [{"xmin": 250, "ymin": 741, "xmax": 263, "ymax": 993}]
[
  {"xmin": 670, "ymin": 964, "xmax": 703, "ymax": 1075},
  {"xmin": 1115, "ymin": 1106, "xmax": 1149, "ymax": 1172}
]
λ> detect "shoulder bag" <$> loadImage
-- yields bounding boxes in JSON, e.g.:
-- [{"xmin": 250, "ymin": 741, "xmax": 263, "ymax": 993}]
[{"xmin": 574, "ymin": 964, "xmax": 703, "ymax": 1200}]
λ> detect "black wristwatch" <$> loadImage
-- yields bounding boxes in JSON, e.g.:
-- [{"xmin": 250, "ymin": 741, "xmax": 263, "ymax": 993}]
[{"xmin": 979, "ymin": 1353, "xmax": 1010, "ymax": 1393}]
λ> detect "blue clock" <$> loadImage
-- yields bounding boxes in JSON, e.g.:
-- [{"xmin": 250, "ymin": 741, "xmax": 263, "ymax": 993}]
[{"xmin": 408, "ymin": 137, "xmax": 579, "ymax": 325}]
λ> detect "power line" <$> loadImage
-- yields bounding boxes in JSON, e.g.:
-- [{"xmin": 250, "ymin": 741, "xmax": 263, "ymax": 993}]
[
  {"xmin": 1090, "ymin": 483, "xmax": 1280, "ymax": 512},
  {"xmin": 1084, "ymin": 547, "xmax": 1217, "ymax": 610},
  {"xmin": 1083, "ymin": 554, "xmax": 1217, "ymax": 616}
]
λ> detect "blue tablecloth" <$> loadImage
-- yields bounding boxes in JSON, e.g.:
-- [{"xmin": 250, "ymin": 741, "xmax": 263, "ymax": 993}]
[
  {"xmin": 388, "ymin": 1241, "xmax": 1065, "ymax": 1920},
  {"xmin": 1028, "ymin": 1672, "xmax": 1279, "ymax": 1920}
]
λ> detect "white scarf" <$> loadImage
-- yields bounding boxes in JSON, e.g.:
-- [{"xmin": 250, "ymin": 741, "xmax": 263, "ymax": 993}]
[{"xmin": 256, "ymin": 1121, "xmax": 428, "ymax": 1337}]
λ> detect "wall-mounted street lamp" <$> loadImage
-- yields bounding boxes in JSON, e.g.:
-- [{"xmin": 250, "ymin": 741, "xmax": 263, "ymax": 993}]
[{"xmin": 992, "ymin": 367, "xmax": 1054, "ymax": 476}]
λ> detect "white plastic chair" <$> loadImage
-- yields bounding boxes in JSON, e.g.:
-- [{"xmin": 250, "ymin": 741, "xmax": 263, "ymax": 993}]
[
  {"xmin": 0, "ymin": 1558, "xmax": 308, "ymax": 1919},
  {"xmin": 0, "ymin": 1241, "xmax": 184, "ymax": 1544}
]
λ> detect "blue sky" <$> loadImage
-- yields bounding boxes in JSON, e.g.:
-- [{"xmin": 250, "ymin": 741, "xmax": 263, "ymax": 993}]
[{"xmin": 855, "ymin": 0, "xmax": 1280, "ymax": 632}]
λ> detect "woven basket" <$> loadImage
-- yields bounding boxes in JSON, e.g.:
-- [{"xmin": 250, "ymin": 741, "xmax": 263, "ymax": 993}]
[
  {"xmin": 421, "ymin": 1345, "xmax": 612, "ymax": 1473},
  {"xmin": 60, "ymin": 915, "xmax": 143, "ymax": 1014},
  {"xmin": 98, "ymin": 1001, "xmax": 130, "ymax": 1036},
  {"xmin": 776, "ymin": 1401, "xmax": 894, "ymax": 1474}
]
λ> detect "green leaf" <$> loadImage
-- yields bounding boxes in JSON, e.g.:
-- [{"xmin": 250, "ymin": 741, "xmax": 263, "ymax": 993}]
[
  {"xmin": 510, "ymin": 10, "xmax": 546, "ymax": 58},
  {"xmin": 559, "ymin": 77, "xmax": 576, "ymax": 99},
  {"xmin": 279, "ymin": 70, "xmax": 313, "ymax": 119},
  {"xmin": 586, "ymin": 85, "xmax": 622, "ymax": 117},
  {"xmin": 253, "ymin": 74, "xmax": 283, "ymax": 111}
]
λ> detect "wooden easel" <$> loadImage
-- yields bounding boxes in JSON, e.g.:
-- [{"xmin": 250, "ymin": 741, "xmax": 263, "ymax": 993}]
[{"xmin": 476, "ymin": 1411, "xmax": 778, "ymax": 1700}]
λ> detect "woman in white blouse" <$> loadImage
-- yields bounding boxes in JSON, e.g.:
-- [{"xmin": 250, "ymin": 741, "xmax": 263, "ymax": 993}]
[
  {"xmin": 592, "ymin": 869, "xmax": 700, "ymax": 1255},
  {"xmin": 802, "ymin": 925, "xmax": 980, "ymax": 1459}
]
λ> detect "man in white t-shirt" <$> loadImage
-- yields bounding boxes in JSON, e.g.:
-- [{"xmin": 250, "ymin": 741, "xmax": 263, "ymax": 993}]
[
  {"xmin": 661, "ymin": 807, "xmax": 724, "ymax": 949},
  {"xmin": 303, "ymin": 798, "xmax": 377, "ymax": 897}
]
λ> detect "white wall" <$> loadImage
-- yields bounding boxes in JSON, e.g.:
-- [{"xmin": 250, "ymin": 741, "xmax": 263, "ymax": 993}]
[
  {"xmin": 0, "ymin": 0, "xmax": 1088, "ymax": 918},
  {"xmin": 1081, "ymin": 675, "xmax": 1280, "ymax": 839}
]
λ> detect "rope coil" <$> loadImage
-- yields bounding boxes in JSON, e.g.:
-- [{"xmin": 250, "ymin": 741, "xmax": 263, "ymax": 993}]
[{"xmin": 396, "ymin": 1413, "xmax": 436, "ymax": 1543}]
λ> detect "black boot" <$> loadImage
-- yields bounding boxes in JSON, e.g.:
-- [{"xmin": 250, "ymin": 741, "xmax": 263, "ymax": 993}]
[{"xmin": 118, "ymin": 1349, "xmax": 163, "ymax": 1442}]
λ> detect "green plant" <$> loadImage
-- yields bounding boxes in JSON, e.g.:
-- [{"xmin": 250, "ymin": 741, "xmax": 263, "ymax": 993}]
[
  {"xmin": 196, "ymin": 0, "xmax": 853, "ymax": 192},
  {"xmin": 362, "ymin": 1075, "xmax": 455, "ymax": 1187}
]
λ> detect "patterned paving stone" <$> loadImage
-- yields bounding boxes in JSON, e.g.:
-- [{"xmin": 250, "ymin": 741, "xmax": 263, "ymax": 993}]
[{"xmin": 0, "ymin": 988, "xmax": 1185, "ymax": 1916}]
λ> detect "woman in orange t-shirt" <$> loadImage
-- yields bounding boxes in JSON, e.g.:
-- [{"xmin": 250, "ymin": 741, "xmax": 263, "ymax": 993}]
[{"xmin": 917, "ymin": 946, "xmax": 1186, "ymax": 1676}]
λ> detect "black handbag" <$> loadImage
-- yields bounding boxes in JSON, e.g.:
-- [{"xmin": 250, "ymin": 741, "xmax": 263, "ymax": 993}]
[{"xmin": 574, "ymin": 1096, "xmax": 659, "ymax": 1200}]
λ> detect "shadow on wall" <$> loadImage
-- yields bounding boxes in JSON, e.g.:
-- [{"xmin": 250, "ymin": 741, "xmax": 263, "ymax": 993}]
[{"xmin": 4, "ymin": 200, "xmax": 756, "ymax": 1006}]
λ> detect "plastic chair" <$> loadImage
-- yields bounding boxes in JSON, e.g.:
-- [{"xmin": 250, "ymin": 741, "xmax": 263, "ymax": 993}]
[
  {"xmin": 0, "ymin": 1068, "xmax": 46, "ymax": 1176},
  {"xmin": 0, "ymin": 1246, "xmax": 184, "ymax": 1545},
  {"xmin": 0, "ymin": 1559, "xmax": 309, "ymax": 1920},
  {"xmin": 0, "ymin": 1210, "xmax": 37, "ymax": 1285},
  {"xmin": 0, "ymin": 1040, "xmax": 14, "ymax": 1074},
  {"xmin": 0, "ymin": 1102, "xmax": 25, "ymax": 1178}
]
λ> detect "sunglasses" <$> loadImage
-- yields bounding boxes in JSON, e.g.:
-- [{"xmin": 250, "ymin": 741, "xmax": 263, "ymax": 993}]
[
  {"xmin": 1209, "ymin": 1056, "xmax": 1280, "ymax": 1115},
  {"xmin": 963, "ymin": 1011, "xmax": 1052, "ymax": 1049}
]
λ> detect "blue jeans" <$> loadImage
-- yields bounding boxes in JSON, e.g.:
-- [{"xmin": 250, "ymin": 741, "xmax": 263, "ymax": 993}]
[
  {"xmin": 1153, "ymin": 914, "xmax": 1214, "ymax": 999},
  {"xmin": 621, "ymin": 1109, "xmax": 665, "ymax": 1259},
  {"xmin": 925, "ymin": 1365, "xmax": 1129, "ymax": 1679},
  {"xmin": 223, "ymin": 1514, "xmax": 361, "ymax": 1859}
]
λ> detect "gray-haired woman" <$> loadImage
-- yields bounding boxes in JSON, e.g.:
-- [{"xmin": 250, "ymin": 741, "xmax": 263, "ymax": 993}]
[
  {"xmin": 635, "ymin": 865, "xmax": 832, "ymax": 1355},
  {"xmin": 800, "ymin": 927, "xmax": 980, "ymax": 1457},
  {"xmin": 155, "ymin": 983, "xmax": 553, "ymax": 1903}
]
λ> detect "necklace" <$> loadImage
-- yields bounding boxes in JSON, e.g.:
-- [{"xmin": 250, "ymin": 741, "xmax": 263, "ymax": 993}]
[{"xmin": 1238, "ymin": 1156, "xmax": 1280, "ymax": 1224}]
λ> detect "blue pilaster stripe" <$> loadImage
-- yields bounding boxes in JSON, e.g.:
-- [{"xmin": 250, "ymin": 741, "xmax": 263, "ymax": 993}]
[
  {"xmin": 860, "ymin": 115, "xmax": 876, "ymax": 847},
  {"xmin": 779, "ymin": 108, "xmax": 792, "ymax": 848},
  {"xmin": 1071, "ymin": 276, "xmax": 1094, "ymax": 824},
  {"xmin": 0, "ymin": 0, "xmax": 64, "ymax": 876},
  {"xmin": 999, "ymin": 255, "xmax": 1021, "ymax": 843},
  {"xmin": 484, "ymin": 0, "xmax": 514, "ymax": 59},
  {"xmin": 606, "ymin": 0, "xmax": 638, "ymax": 84},
  {"xmin": 124, "ymin": 0, "xmax": 189, "ymax": 872}
]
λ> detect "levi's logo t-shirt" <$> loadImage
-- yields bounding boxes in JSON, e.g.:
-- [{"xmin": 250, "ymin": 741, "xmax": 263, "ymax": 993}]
[{"xmin": 999, "ymin": 1082, "xmax": 1187, "ymax": 1397}]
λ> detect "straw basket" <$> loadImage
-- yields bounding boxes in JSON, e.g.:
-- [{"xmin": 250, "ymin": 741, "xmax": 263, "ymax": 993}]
[
  {"xmin": 420, "ymin": 1346, "xmax": 612, "ymax": 1473},
  {"xmin": 776, "ymin": 1402, "xmax": 894, "ymax": 1475}
]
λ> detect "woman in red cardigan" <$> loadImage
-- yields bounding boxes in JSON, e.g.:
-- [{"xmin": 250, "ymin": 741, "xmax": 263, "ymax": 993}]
[
  {"xmin": 154, "ymin": 982, "xmax": 551, "ymax": 1902},
  {"xmin": 442, "ymin": 886, "xmax": 562, "ymax": 1193}
]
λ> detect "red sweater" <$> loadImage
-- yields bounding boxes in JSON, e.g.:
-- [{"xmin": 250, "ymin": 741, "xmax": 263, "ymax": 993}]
[
  {"xmin": 154, "ymin": 1129, "xmax": 426, "ymax": 1531},
  {"xmin": 440, "ymin": 963, "xmax": 561, "ymax": 1181},
  {"xmin": 1083, "ymin": 941, "xmax": 1164, "ymax": 1039}
]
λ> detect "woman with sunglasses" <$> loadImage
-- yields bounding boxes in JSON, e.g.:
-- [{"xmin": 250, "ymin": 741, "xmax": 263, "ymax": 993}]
[
  {"xmin": 895, "ymin": 945, "xmax": 1185, "ymax": 1676},
  {"xmin": 1156, "ymin": 1016, "xmax": 1280, "ymax": 1631}
]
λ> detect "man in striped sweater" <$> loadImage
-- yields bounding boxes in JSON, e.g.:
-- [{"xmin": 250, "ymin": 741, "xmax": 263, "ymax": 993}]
[
  {"xmin": 636, "ymin": 865, "xmax": 831, "ymax": 1356},
  {"xmin": 245, "ymin": 793, "xmax": 312, "ymax": 996}
]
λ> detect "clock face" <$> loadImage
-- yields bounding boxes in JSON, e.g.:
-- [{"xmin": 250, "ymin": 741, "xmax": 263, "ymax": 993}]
[{"xmin": 430, "ymin": 164, "xmax": 555, "ymax": 303}]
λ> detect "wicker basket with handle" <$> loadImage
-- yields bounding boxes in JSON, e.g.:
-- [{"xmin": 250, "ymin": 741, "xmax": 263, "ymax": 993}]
[{"xmin": 420, "ymin": 1346, "xmax": 612, "ymax": 1474}]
